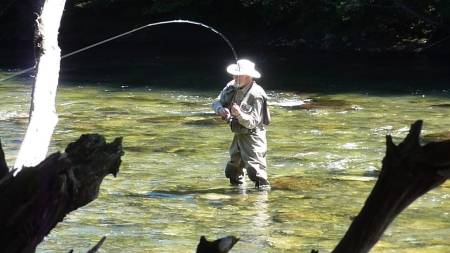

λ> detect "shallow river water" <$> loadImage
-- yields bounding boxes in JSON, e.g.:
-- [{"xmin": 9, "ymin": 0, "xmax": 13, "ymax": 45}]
[{"xmin": 1, "ymin": 43, "xmax": 450, "ymax": 253}]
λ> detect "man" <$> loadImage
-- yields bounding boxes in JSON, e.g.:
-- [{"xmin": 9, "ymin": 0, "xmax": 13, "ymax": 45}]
[{"xmin": 212, "ymin": 59, "xmax": 271, "ymax": 190}]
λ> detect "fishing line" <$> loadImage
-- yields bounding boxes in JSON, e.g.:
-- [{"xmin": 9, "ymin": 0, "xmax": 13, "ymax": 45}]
[{"xmin": 0, "ymin": 20, "xmax": 239, "ymax": 82}]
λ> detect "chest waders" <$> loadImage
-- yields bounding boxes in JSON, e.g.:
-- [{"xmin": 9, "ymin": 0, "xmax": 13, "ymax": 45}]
[{"xmin": 224, "ymin": 83, "xmax": 270, "ymax": 189}]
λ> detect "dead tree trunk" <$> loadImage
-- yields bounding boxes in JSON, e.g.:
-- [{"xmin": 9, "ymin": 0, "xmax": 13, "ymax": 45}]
[
  {"xmin": 14, "ymin": 0, "xmax": 66, "ymax": 171},
  {"xmin": 332, "ymin": 120, "xmax": 450, "ymax": 253},
  {"xmin": 0, "ymin": 134, "xmax": 124, "ymax": 253}
]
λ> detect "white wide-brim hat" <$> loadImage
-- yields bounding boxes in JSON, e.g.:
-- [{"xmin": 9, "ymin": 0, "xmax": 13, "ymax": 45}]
[{"xmin": 226, "ymin": 59, "xmax": 261, "ymax": 78}]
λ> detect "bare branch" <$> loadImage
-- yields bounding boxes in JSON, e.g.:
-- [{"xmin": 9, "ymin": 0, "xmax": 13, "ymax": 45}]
[
  {"xmin": 417, "ymin": 35, "xmax": 450, "ymax": 53},
  {"xmin": 87, "ymin": 236, "xmax": 107, "ymax": 253},
  {"xmin": 0, "ymin": 139, "xmax": 8, "ymax": 179},
  {"xmin": 332, "ymin": 120, "xmax": 450, "ymax": 253},
  {"xmin": 393, "ymin": 0, "xmax": 450, "ymax": 31}
]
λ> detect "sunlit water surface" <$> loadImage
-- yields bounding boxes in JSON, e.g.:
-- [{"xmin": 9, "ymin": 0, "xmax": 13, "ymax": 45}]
[{"xmin": 1, "ymin": 45, "xmax": 450, "ymax": 253}]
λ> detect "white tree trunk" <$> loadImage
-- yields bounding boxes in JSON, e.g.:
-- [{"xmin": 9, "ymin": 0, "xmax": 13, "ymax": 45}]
[{"xmin": 14, "ymin": 0, "xmax": 66, "ymax": 172}]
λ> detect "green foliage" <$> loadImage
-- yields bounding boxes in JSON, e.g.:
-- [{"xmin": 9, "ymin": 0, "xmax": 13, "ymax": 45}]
[
  {"xmin": 240, "ymin": 0, "xmax": 351, "ymax": 34},
  {"xmin": 74, "ymin": 0, "xmax": 112, "ymax": 9},
  {"xmin": 66, "ymin": 0, "xmax": 450, "ymax": 37},
  {"xmin": 436, "ymin": 0, "xmax": 450, "ymax": 23},
  {"xmin": 238, "ymin": 0, "xmax": 450, "ymax": 40},
  {"xmin": 146, "ymin": 0, "xmax": 187, "ymax": 14},
  {"xmin": 1, "ymin": 0, "xmax": 449, "ymax": 45},
  {"xmin": 144, "ymin": 0, "xmax": 190, "ymax": 14}
]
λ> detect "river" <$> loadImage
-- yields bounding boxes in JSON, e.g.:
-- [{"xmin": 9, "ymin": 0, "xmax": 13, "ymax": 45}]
[{"xmin": 1, "ymin": 42, "xmax": 450, "ymax": 252}]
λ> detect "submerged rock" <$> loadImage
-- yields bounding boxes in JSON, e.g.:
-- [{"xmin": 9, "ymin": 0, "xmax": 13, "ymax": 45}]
[{"xmin": 270, "ymin": 177, "xmax": 322, "ymax": 190}]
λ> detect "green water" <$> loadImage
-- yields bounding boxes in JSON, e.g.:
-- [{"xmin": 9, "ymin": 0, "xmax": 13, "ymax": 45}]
[{"xmin": 1, "ymin": 46, "xmax": 450, "ymax": 253}]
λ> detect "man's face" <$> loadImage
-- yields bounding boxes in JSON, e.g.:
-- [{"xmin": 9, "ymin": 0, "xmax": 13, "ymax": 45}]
[{"xmin": 233, "ymin": 75, "xmax": 251, "ymax": 87}]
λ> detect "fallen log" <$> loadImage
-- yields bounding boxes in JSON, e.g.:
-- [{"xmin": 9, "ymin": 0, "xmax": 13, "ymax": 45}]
[
  {"xmin": 0, "ymin": 134, "xmax": 124, "ymax": 253},
  {"xmin": 329, "ymin": 120, "xmax": 450, "ymax": 253}
]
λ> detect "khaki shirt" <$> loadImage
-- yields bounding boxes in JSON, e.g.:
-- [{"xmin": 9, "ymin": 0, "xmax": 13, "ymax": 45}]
[{"xmin": 212, "ymin": 80, "xmax": 267, "ymax": 130}]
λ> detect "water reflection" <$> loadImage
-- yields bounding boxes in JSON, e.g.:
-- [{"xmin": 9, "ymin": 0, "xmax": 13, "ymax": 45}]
[{"xmin": 1, "ymin": 46, "xmax": 450, "ymax": 252}]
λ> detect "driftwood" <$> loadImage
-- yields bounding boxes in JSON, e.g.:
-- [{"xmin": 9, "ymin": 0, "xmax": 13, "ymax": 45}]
[
  {"xmin": 0, "ymin": 134, "xmax": 124, "ymax": 253},
  {"xmin": 327, "ymin": 120, "xmax": 450, "ymax": 253}
]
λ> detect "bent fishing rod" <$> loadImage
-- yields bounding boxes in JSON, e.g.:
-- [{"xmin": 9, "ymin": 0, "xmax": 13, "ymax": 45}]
[{"xmin": 0, "ymin": 20, "xmax": 239, "ymax": 83}]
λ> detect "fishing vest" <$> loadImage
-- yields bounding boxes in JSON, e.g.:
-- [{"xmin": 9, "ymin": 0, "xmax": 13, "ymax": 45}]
[{"xmin": 224, "ymin": 81, "xmax": 271, "ymax": 126}]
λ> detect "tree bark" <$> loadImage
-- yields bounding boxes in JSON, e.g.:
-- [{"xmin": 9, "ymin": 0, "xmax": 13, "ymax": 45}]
[
  {"xmin": 332, "ymin": 120, "xmax": 450, "ymax": 253},
  {"xmin": 14, "ymin": 0, "xmax": 66, "ymax": 171},
  {"xmin": 0, "ymin": 139, "xmax": 8, "ymax": 179},
  {"xmin": 0, "ymin": 134, "xmax": 124, "ymax": 253}
]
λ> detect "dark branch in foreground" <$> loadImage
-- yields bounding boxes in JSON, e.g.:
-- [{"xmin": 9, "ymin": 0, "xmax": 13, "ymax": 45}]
[
  {"xmin": 327, "ymin": 120, "xmax": 450, "ymax": 253},
  {"xmin": 0, "ymin": 139, "xmax": 8, "ymax": 179},
  {"xmin": 68, "ymin": 236, "xmax": 106, "ymax": 253},
  {"xmin": 196, "ymin": 235, "xmax": 240, "ymax": 253},
  {"xmin": 87, "ymin": 236, "xmax": 107, "ymax": 253},
  {"xmin": 0, "ymin": 134, "xmax": 124, "ymax": 253}
]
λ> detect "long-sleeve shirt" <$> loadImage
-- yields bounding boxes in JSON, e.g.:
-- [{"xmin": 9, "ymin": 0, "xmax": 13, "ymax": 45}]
[{"xmin": 212, "ymin": 80, "xmax": 266, "ymax": 131}]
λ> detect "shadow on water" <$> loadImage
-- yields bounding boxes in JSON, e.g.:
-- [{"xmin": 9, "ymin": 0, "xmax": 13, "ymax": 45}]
[
  {"xmin": 68, "ymin": 43, "xmax": 450, "ymax": 102},
  {"xmin": 143, "ymin": 188, "xmax": 244, "ymax": 200},
  {"xmin": 132, "ymin": 175, "xmax": 326, "ymax": 199},
  {"xmin": 2, "ymin": 41, "xmax": 450, "ymax": 96}
]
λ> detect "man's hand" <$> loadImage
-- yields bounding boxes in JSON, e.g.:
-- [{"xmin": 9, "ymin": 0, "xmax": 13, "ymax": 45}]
[
  {"xmin": 231, "ymin": 103, "xmax": 241, "ymax": 117},
  {"xmin": 218, "ymin": 107, "xmax": 231, "ymax": 118}
]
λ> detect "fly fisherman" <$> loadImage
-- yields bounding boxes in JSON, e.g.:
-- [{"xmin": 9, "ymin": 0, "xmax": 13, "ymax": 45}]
[{"xmin": 212, "ymin": 59, "xmax": 271, "ymax": 190}]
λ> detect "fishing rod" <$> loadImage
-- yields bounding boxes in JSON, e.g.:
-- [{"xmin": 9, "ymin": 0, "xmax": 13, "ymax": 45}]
[{"xmin": 0, "ymin": 20, "xmax": 239, "ymax": 83}]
